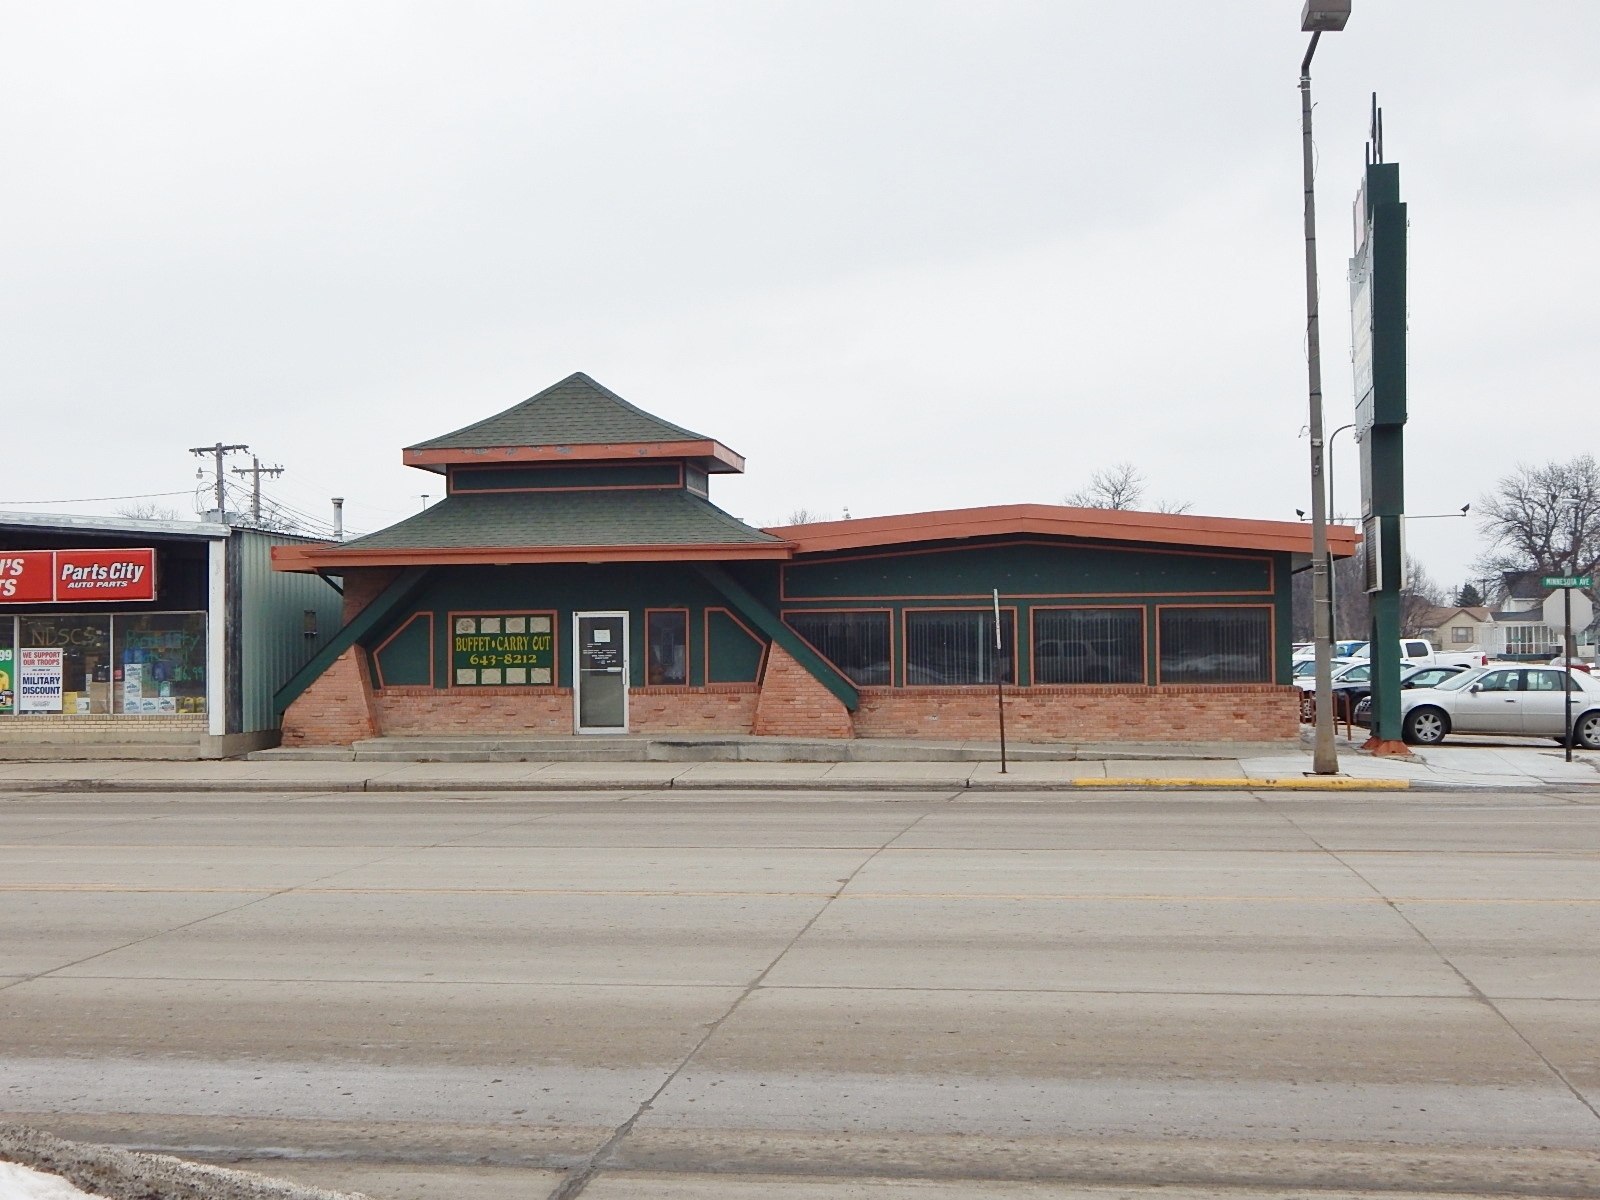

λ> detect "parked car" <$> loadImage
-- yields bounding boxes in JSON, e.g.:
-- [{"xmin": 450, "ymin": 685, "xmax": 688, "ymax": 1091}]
[
  {"xmin": 1292, "ymin": 639, "xmax": 1365, "ymax": 663},
  {"xmin": 1293, "ymin": 657, "xmax": 1363, "ymax": 691},
  {"xmin": 1390, "ymin": 664, "xmax": 1600, "ymax": 747},
  {"xmin": 1349, "ymin": 638, "xmax": 1487, "ymax": 670},
  {"xmin": 1345, "ymin": 663, "xmax": 1474, "ymax": 725}
]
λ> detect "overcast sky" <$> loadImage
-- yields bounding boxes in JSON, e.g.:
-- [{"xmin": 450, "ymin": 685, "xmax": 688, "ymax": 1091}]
[{"xmin": 3, "ymin": 2, "xmax": 1595, "ymax": 592}]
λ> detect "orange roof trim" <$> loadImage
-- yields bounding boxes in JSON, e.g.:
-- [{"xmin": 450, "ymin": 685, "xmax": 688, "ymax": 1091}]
[
  {"xmin": 764, "ymin": 504, "xmax": 1360, "ymax": 558},
  {"xmin": 403, "ymin": 440, "xmax": 746, "ymax": 473},
  {"xmin": 272, "ymin": 541, "xmax": 793, "ymax": 571}
]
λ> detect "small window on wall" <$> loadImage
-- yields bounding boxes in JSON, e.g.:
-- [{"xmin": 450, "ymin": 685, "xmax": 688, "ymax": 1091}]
[
  {"xmin": 905, "ymin": 609, "xmax": 1013, "ymax": 685},
  {"xmin": 1451, "ymin": 626, "xmax": 1473, "ymax": 644},
  {"xmin": 452, "ymin": 613, "xmax": 555, "ymax": 685},
  {"xmin": 784, "ymin": 611, "xmax": 890, "ymax": 686},
  {"xmin": 646, "ymin": 610, "xmax": 689, "ymax": 685},
  {"xmin": 1033, "ymin": 608, "xmax": 1145, "ymax": 684},
  {"xmin": 1158, "ymin": 607, "xmax": 1272, "ymax": 684}
]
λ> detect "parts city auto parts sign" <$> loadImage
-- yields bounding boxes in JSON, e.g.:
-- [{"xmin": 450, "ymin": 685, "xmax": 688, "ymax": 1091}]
[{"xmin": 0, "ymin": 549, "xmax": 157, "ymax": 603}]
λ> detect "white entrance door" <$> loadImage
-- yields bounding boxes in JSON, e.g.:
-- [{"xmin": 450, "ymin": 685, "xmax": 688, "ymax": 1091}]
[{"xmin": 574, "ymin": 612, "xmax": 628, "ymax": 733}]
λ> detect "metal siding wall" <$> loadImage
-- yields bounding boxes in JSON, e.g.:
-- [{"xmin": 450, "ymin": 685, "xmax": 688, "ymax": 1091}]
[{"xmin": 237, "ymin": 532, "xmax": 345, "ymax": 732}]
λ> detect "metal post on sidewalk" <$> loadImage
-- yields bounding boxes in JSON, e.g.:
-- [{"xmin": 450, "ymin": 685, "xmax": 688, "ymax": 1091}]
[
  {"xmin": 1566, "ymin": 585, "xmax": 1574, "ymax": 762},
  {"xmin": 994, "ymin": 587, "xmax": 1008, "ymax": 774}
]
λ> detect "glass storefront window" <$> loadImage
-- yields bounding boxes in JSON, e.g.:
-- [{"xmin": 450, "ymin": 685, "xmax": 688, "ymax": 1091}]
[
  {"xmin": 0, "ymin": 618, "xmax": 13, "ymax": 714},
  {"xmin": 18, "ymin": 615, "xmax": 112, "ymax": 714},
  {"xmin": 113, "ymin": 612, "xmax": 207, "ymax": 715}
]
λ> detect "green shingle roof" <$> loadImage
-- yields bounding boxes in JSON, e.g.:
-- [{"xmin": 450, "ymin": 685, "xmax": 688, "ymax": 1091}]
[
  {"xmin": 341, "ymin": 488, "xmax": 781, "ymax": 551},
  {"xmin": 407, "ymin": 373, "xmax": 710, "ymax": 451}
]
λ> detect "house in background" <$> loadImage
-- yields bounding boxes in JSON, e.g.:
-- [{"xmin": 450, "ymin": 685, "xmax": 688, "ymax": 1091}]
[
  {"xmin": 1420, "ymin": 571, "xmax": 1597, "ymax": 662},
  {"xmin": 1417, "ymin": 605, "xmax": 1494, "ymax": 655}
]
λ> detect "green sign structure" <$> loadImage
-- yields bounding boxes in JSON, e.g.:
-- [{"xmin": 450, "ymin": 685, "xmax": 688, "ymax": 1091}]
[
  {"xmin": 452, "ymin": 613, "xmax": 555, "ymax": 686},
  {"xmin": 1542, "ymin": 576, "xmax": 1594, "ymax": 589},
  {"xmin": 1349, "ymin": 105, "xmax": 1408, "ymax": 745},
  {"xmin": 0, "ymin": 646, "xmax": 12, "ymax": 714}
]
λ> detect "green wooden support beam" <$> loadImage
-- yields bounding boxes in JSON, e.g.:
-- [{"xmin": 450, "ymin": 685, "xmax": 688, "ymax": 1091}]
[
  {"xmin": 694, "ymin": 563, "xmax": 858, "ymax": 711},
  {"xmin": 273, "ymin": 567, "xmax": 435, "ymax": 714}
]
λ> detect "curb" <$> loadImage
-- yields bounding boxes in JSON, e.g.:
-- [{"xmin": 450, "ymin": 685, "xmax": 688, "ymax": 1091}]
[
  {"xmin": 0, "ymin": 775, "xmax": 1423, "ymax": 794},
  {"xmin": 1, "ymin": 1123, "xmax": 369, "ymax": 1200}
]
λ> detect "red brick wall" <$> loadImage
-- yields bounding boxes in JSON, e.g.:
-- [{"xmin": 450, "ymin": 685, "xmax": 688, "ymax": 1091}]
[
  {"xmin": 631, "ymin": 685, "xmax": 758, "ymax": 734},
  {"xmin": 374, "ymin": 686, "xmax": 572, "ymax": 735},
  {"xmin": 280, "ymin": 648, "xmax": 379, "ymax": 746},
  {"xmin": 853, "ymin": 684, "xmax": 1299, "ymax": 743},
  {"xmin": 371, "ymin": 684, "xmax": 760, "ymax": 736},
  {"xmin": 752, "ymin": 644, "xmax": 854, "ymax": 738},
  {"xmin": 341, "ymin": 567, "xmax": 403, "ymax": 624}
]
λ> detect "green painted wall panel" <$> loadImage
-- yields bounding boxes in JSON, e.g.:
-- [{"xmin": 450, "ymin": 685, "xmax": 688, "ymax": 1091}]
[
  {"xmin": 706, "ymin": 609, "xmax": 765, "ymax": 683},
  {"xmin": 373, "ymin": 614, "xmax": 433, "ymax": 687},
  {"xmin": 782, "ymin": 542, "xmax": 1273, "ymax": 601},
  {"xmin": 450, "ymin": 462, "xmax": 682, "ymax": 491}
]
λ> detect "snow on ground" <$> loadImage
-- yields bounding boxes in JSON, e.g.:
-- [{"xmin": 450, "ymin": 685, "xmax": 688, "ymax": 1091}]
[{"xmin": 0, "ymin": 1162, "xmax": 99, "ymax": 1200}]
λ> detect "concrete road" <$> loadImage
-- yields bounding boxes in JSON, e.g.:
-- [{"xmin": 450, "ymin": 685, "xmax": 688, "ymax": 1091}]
[{"xmin": 3, "ymin": 788, "xmax": 1600, "ymax": 1199}]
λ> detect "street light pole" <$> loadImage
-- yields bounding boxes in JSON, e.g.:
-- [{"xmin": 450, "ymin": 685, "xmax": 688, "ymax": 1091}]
[
  {"xmin": 1299, "ymin": 2, "xmax": 1349, "ymax": 775},
  {"xmin": 1326, "ymin": 423, "xmax": 1355, "ymax": 644}
]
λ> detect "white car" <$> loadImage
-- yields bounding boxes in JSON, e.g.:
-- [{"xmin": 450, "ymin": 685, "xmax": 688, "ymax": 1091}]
[
  {"xmin": 1293, "ymin": 657, "xmax": 1362, "ymax": 690},
  {"xmin": 1397, "ymin": 664, "xmax": 1600, "ymax": 748}
]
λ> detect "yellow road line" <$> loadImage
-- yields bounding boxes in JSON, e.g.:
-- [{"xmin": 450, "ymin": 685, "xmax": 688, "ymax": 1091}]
[{"xmin": 1072, "ymin": 777, "xmax": 1411, "ymax": 789}]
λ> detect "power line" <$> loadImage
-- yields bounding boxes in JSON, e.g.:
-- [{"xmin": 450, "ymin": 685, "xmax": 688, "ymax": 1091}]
[{"xmin": 0, "ymin": 490, "xmax": 192, "ymax": 506}]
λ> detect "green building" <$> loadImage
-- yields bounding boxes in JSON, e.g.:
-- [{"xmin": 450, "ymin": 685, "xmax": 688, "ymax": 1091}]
[{"xmin": 274, "ymin": 374, "xmax": 1350, "ymax": 745}]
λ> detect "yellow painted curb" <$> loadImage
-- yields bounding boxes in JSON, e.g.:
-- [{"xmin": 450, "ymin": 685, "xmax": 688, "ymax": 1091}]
[{"xmin": 1071, "ymin": 777, "xmax": 1409, "ymax": 790}]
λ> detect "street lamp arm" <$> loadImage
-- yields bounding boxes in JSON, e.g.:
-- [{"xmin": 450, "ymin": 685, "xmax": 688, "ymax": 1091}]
[{"xmin": 1301, "ymin": 30, "xmax": 1321, "ymax": 75}]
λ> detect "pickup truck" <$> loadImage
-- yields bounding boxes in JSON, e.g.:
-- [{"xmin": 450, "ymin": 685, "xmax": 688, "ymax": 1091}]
[{"xmin": 1346, "ymin": 639, "xmax": 1488, "ymax": 670}]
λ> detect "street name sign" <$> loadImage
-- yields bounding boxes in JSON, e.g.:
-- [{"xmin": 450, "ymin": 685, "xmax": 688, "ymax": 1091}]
[{"xmin": 1542, "ymin": 575, "xmax": 1594, "ymax": 589}]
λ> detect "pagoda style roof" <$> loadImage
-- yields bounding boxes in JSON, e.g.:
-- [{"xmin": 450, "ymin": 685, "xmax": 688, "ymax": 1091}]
[
  {"xmin": 404, "ymin": 373, "xmax": 746, "ymax": 474},
  {"xmin": 272, "ymin": 489, "xmax": 788, "ymax": 569}
]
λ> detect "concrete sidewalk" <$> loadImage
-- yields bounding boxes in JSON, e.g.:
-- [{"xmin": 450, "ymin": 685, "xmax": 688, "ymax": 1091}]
[{"xmin": 0, "ymin": 742, "xmax": 1595, "ymax": 792}]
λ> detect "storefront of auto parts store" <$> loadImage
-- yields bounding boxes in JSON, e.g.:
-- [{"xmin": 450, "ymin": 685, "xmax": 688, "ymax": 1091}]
[{"xmin": 0, "ymin": 511, "xmax": 342, "ymax": 758}]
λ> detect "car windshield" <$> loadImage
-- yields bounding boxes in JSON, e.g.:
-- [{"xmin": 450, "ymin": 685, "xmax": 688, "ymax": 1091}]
[{"xmin": 1293, "ymin": 659, "xmax": 1318, "ymax": 677}]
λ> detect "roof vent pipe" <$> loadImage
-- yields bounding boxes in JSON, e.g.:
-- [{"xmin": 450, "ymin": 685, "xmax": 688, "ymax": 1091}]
[{"xmin": 331, "ymin": 498, "xmax": 344, "ymax": 541}]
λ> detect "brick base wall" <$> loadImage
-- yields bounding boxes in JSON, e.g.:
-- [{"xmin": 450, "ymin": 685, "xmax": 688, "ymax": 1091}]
[
  {"xmin": 630, "ymin": 685, "xmax": 758, "ymax": 734},
  {"xmin": 281, "ymin": 648, "xmax": 379, "ymax": 746},
  {"xmin": 853, "ymin": 684, "xmax": 1300, "ymax": 743},
  {"xmin": 371, "ymin": 684, "xmax": 761, "ymax": 736},
  {"xmin": 752, "ymin": 644, "xmax": 854, "ymax": 738},
  {"xmin": 374, "ymin": 687, "xmax": 573, "ymax": 736},
  {"xmin": 285, "ymin": 654, "xmax": 1295, "ymax": 745}
]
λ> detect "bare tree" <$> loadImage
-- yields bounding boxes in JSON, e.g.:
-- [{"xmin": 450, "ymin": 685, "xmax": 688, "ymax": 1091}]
[
  {"xmin": 1400, "ymin": 556, "xmax": 1446, "ymax": 637},
  {"xmin": 115, "ymin": 501, "xmax": 181, "ymax": 521},
  {"xmin": 1476, "ymin": 455, "xmax": 1600, "ymax": 579},
  {"xmin": 783, "ymin": 508, "xmax": 835, "ymax": 526},
  {"xmin": 1065, "ymin": 463, "xmax": 1145, "ymax": 510},
  {"xmin": 1065, "ymin": 463, "xmax": 1192, "ymax": 514}
]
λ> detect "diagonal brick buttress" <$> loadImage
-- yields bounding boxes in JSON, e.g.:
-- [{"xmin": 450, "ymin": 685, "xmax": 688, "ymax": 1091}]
[
  {"xmin": 281, "ymin": 647, "xmax": 379, "ymax": 746},
  {"xmin": 751, "ymin": 642, "xmax": 855, "ymax": 738}
]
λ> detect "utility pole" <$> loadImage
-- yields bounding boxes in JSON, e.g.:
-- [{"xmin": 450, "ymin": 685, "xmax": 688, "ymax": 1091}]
[
  {"xmin": 189, "ymin": 443, "xmax": 249, "ymax": 520},
  {"xmin": 1298, "ymin": 4, "xmax": 1349, "ymax": 776},
  {"xmin": 231, "ymin": 456, "xmax": 284, "ymax": 523}
]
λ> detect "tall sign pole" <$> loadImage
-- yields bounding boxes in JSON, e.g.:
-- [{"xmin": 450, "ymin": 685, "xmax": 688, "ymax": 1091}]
[{"xmin": 1349, "ymin": 96, "xmax": 1410, "ymax": 755}]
